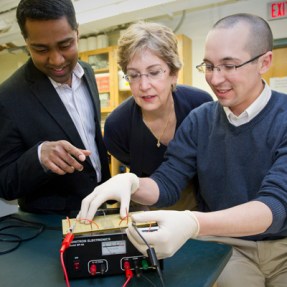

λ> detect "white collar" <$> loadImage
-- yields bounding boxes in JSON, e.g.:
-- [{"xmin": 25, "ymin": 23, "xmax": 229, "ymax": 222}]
[
  {"xmin": 49, "ymin": 62, "xmax": 84, "ymax": 88},
  {"xmin": 224, "ymin": 80, "xmax": 271, "ymax": 126}
]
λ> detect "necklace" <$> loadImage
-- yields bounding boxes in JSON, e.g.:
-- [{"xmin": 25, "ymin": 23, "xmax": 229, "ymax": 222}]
[
  {"xmin": 155, "ymin": 111, "xmax": 172, "ymax": 147},
  {"xmin": 143, "ymin": 102, "xmax": 174, "ymax": 148}
]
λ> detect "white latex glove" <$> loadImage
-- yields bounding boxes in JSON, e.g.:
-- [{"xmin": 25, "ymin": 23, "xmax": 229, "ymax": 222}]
[
  {"xmin": 126, "ymin": 210, "xmax": 200, "ymax": 259},
  {"xmin": 78, "ymin": 173, "xmax": 139, "ymax": 221}
]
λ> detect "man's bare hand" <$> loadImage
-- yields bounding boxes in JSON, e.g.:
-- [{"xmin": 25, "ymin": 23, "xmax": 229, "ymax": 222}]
[{"xmin": 40, "ymin": 140, "xmax": 91, "ymax": 175}]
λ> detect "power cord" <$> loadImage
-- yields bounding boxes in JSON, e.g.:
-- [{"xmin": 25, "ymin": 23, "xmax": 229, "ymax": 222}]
[
  {"xmin": 0, "ymin": 215, "xmax": 45, "ymax": 255},
  {"xmin": 122, "ymin": 261, "xmax": 133, "ymax": 287},
  {"xmin": 60, "ymin": 233, "xmax": 74, "ymax": 287},
  {"xmin": 132, "ymin": 223, "xmax": 165, "ymax": 287},
  {"xmin": 60, "ymin": 219, "xmax": 76, "ymax": 287}
]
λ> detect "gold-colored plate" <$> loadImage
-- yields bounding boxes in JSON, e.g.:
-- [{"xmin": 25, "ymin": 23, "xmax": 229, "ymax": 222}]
[{"xmin": 62, "ymin": 211, "xmax": 155, "ymax": 235}]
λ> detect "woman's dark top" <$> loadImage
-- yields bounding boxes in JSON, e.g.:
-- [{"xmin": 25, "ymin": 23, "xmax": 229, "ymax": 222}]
[{"xmin": 104, "ymin": 85, "xmax": 213, "ymax": 177}]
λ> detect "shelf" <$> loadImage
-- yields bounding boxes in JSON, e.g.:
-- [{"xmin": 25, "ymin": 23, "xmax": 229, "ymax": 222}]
[
  {"xmin": 79, "ymin": 46, "xmax": 119, "ymax": 113},
  {"xmin": 101, "ymin": 107, "xmax": 114, "ymax": 113},
  {"xmin": 94, "ymin": 68, "xmax": 109, "ymax": 73}
]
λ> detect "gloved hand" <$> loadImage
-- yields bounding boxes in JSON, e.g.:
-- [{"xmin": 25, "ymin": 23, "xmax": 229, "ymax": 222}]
[
  {"xmin": 78, "ymin": 173, "xmax": 139, "ymax": 221},
  {"xmin": 126, "ymin": 210, "xmax": 200, "ymax": 259}
]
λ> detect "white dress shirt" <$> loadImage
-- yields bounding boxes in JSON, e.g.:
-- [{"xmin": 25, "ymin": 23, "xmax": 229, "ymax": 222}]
[{"xmin": 47, "ymin": 63, "xmax": 102, "ymax": 181}]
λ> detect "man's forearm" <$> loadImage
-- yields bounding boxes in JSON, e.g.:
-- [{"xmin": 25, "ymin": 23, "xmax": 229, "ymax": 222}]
[{"xmin": 194, "ymin": 201, "xmax": 273, "ymax": 237}]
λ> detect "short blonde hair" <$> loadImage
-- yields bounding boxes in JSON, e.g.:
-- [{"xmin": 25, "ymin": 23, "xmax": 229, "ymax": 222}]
[{"xmin": 117, "ymin": 21, "xmax": 182, "ymax": 75}]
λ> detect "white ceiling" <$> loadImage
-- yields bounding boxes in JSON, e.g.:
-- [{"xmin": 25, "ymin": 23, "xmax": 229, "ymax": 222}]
[{"xmin": 0, "ymin": 0, "xmax": 239, "ymax": 47}]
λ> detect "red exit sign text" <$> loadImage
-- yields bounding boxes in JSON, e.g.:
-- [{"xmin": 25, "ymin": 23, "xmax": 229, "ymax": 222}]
[{"xmin": 268, "ymin": 1, "xmax": 287, "ymax": 19}]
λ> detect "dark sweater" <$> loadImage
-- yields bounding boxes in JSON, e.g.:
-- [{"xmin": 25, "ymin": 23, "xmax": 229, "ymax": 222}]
[{"xmin": 152, "ymin": 91, "xmax": 287, "ymax": 241}]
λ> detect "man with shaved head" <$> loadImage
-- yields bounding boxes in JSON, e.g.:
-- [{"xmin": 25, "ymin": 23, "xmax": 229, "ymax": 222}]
[{"xmin": 79, "ymin": 13, "xmax": 287, "ymax": 286}]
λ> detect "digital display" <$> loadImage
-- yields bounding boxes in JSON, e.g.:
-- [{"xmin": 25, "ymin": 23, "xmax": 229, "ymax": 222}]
[{"xmin": 101, "ymin": 240, "xmax": 127, "ymax": 256}]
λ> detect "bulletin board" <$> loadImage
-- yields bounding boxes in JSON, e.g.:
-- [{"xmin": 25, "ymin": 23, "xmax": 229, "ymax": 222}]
[{"xmin": 263, "ymin": 38, "xmax": 287, "ymax": 93}]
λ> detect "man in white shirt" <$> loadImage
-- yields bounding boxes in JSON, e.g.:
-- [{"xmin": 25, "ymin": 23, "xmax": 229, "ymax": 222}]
[{"xmin": 0, "ymin": 0, "xmax": 110, "ymax": 214}]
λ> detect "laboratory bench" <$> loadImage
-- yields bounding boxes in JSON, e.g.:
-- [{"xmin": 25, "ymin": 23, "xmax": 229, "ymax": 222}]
[{"xmin": 0, "ymin": 211, "xmax": 232, "ymax": 287}]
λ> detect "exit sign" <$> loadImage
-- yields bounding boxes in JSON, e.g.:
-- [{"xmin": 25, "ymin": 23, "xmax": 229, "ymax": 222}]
[{"xmin": 268, "ymin": 1, "xmax": 287, "ymax": 20}]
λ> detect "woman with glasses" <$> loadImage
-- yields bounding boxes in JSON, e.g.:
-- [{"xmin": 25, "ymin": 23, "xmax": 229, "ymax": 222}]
[{"xmin": 103, "ymin": 21, "xmax": 212, "ymax": 210}]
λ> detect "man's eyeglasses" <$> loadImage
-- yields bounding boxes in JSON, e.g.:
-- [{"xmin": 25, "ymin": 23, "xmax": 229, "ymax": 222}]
[
  {"xmin": 124, "ymin": 68, "xmax": 166, "ymax": 83},
  {"xmin": 196, "ymin": 53, "xmax": 266, "ymax": 74}
]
